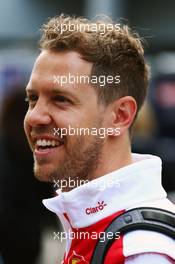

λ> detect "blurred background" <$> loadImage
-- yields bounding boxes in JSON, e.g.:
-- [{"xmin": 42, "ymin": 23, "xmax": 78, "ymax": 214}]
[{"xmin": 0, "ymin": 0, "xmax": 175, "ymax": 263}]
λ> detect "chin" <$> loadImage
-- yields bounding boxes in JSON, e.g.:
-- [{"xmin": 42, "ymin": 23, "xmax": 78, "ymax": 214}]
[{"xmin": 33, "ymin": 163, "xmax": 55, "ymax": 182}]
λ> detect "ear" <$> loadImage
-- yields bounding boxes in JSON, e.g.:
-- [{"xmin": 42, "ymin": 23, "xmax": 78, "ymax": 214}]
[{"xmin": 110, "ymin": 96, "xmax": 137, "ymax": 136}]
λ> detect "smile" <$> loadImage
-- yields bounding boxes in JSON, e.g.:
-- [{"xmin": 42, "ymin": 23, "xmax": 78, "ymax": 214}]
[
  {"xmin": 34, "ymin": 138, "xmax": 64, "ymax": 157},
  {"xmin": 36, "ymin": 139, "xmax": 63, "ymax": 149}
]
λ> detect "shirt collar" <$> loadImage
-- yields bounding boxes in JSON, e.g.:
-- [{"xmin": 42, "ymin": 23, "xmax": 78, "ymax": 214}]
[{"xmin": 43, "ymin": 153, "xmax": 167, "ymax": 228}]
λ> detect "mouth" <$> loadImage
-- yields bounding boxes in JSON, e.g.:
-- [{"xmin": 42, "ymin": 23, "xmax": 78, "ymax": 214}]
[{"xmin": 33, "ymin": 138, "xmax": 64, "ymax": 157}]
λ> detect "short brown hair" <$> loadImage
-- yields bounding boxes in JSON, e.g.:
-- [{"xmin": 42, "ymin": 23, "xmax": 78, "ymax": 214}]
[{"xmin": 40, "ymin": 14, "xmax": 149, "ymax": 119}]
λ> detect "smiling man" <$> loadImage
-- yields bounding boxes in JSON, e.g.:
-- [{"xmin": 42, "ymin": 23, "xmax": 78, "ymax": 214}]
[
  {"xmin": 24, "ymin": 50, "xmax": 107, "ymax": 184},
  {"xmin": 24, "ymin": 15, "xmax": 175, "ymax": 264}
]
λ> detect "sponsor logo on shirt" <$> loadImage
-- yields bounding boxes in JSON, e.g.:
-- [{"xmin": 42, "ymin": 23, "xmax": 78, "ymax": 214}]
[{"xmin": 85, "ymin": 201, "xmax": 107, "ymax": 215}]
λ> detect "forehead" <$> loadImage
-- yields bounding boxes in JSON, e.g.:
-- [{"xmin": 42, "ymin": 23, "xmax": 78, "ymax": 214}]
[{"xmin": 28, "ymin": 50, "xmax": 93, "ymax": 91}]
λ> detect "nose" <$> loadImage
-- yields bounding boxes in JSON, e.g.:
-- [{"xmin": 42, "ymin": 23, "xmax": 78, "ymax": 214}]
[{"xmin": 25, "ymin": 99, "xmax": 52, "ymax": 127}]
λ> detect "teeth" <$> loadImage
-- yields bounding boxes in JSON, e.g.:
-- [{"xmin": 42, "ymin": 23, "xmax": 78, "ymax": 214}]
[{"xmin": 36, "ymin": 139, "xmax": 60, "ymax": 147}]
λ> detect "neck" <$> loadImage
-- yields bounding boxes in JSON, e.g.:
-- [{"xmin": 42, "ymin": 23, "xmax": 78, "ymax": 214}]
[
  {"xmin": 89, "ymin": 134, "xmax": 132, "ymax": 181},
  {"xmin": 61, "ymin": 135, "xmax": 132, "ymax": 192}
]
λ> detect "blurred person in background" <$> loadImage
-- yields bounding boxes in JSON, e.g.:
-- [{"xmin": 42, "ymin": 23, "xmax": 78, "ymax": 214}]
[
  {"xmin": 132, "ymin": 75, "xmax": 175, "ymax": 193},
  {"xmin": 0, "ymin": 88, "xmax": 52, "ymax": 264}
]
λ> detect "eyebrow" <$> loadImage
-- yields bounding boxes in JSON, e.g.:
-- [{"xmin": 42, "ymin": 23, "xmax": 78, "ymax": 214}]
[{"xmin": 26, "ymin": 86, "xmax": 72, "ymax": 95}]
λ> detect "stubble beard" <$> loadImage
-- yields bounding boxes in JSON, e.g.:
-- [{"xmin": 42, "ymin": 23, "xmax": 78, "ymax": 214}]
[{"xmin": 33, "ymin": 127, "xmax": 105, "ymax": 191}]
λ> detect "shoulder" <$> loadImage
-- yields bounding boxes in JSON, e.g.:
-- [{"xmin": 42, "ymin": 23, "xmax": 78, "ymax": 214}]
[
  {"xmin": 123, "ymin": 229, "xmax": 175, "ymax": 260},
  {"xmin": 123, "ymin": 198, "xmax": 175, "ymax": 260}
]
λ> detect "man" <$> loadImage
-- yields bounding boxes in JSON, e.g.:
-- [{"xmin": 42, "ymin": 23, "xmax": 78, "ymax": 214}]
[{"xmin": 24, "ymin": 14, "xmax": 175, "ymax": 263}]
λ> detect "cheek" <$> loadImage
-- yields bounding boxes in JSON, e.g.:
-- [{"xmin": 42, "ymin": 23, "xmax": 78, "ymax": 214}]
[
  {"xmin": 52, "ymin": 112, "xmax": 79, "ymax": 128},
  {"xmin": 52, "ymin": 107, "xmax": 100, "ymax": 133}
]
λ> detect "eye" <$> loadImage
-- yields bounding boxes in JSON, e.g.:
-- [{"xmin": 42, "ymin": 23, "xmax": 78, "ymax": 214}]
[
  {"xmin": 54, "ymin": 95, "xmax": 71, "ymax": 103},
  {"xmin": 25, "ymin": 94, "xmax": 38, "ymax": 107}
]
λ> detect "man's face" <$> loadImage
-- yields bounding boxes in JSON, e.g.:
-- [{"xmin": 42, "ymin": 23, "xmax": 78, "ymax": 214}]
[{"xmin": 24, "ymin": 50, "xmax": 106, "ymax": 187}]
